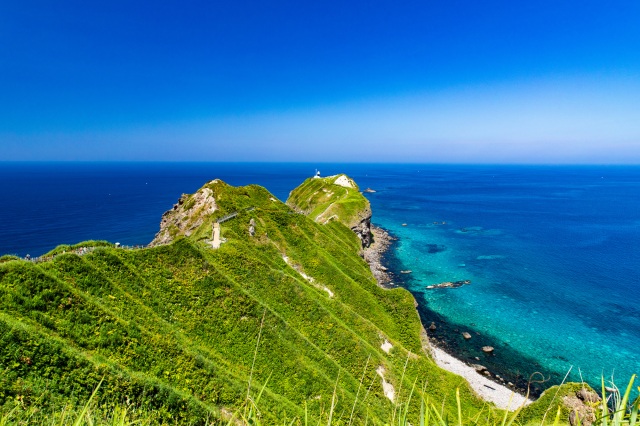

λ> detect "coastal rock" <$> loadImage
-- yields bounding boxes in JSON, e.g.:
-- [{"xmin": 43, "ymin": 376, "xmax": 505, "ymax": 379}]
[
  {"xmin": 362, "ymin": 225, "xmax": 394, "ymax": 287},
  {"xmin": 429, "ymin": 322, "xmax": 437, "ymax": 331},
  {"xmin": 565, "ymin": 392, "xmax": 599, "ymax": 426},
  {"xmin": 576, "ymin": 388, "xmax": 601, "ymax": 404},
  {"xmin": 565, "ymin": 388, "xmax": 602, "ymax": 426},
  {"xmin": 426, "ymin": 279, "xmax": 471, "ymax": 290},
  {"xmin": 150, "ymin": 185, "xmax": 218, "ymax": 246},
  {"xmin": 351, "ymin": 214, "xmax": 373, "ymax": 248},
  {"xmin": 364, "ymin": 188, "xmax": 376, "ymax": 193},
  {"xmin": 473, "ymin": 364, "xmax": 487, "ymax": 373},
  {"xmin": 334, "ymin": 174, "xmax": 355, "ymax": 188},
  {"xmin": 482, "ymin": 346, "xmax": 494, "ymax": 354},
  {"xmin": 462, "ymin": 332, "xmax": 472, "ymax": 340}
]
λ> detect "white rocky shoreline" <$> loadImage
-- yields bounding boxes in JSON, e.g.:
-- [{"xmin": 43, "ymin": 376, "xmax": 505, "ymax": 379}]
[
  {"xmin": 431, "ymin": 345, "xmax": 532, "ymax": 409},
  {"xmin": 364, "ymin": 224, "xmax": 533, "ymax": 410}
]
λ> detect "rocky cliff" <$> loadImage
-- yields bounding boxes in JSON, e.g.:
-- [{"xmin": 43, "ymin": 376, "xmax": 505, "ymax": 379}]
[{"xmin": 149, "ymin": 182, "xmax": 219, "ymax": 246}]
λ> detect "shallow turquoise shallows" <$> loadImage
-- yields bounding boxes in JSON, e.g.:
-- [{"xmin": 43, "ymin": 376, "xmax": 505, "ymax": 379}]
[{"xmin": 358, "ymin": 165, "xmax": 640, "ymax": 394}]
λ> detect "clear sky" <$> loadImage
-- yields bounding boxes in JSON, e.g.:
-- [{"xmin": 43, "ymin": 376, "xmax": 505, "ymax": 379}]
[{"xmin": 1, "ymin": 0, "xmax": 639, "ymax": 163}]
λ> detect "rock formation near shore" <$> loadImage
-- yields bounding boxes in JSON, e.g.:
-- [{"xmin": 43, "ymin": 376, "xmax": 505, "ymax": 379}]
[{"xmin": 149, "ymin": 182, "xmax": 218, "ymax": 246}]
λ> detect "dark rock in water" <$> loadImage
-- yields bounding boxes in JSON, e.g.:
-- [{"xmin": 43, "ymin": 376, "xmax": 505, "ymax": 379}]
[
  {"xmin": 473, "ymin": 364, "xmax": 487, "ymax": 373},
  {"xmin": 482, "ymin": 346, "xmax": 494, "ymax": 354},
  {"xmin": 426, "ymin": 244, "xmax": 446, "ymax": 254},
  {"xmin": 363, "ymin": 188, "xmax": 376, "ymax": 193},
  {"xmin": 429, "ymin": 322, "xmax": 437, "ymax": 331},
  {"xmin": 462, "ymin": 332, "xmax": 472, "ymax": 340},
  {"xmin": 426, "ymin": 279, "xmax": 471, "ymax": 289}
]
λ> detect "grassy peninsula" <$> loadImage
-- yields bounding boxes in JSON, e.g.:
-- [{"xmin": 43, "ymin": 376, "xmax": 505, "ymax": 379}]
[{"xmin": 0, "ymin": 176, "xmax": 631, "ymax": 425}]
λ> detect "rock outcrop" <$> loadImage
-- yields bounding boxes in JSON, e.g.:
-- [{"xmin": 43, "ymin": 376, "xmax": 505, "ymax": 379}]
[
  {"xmin": 564, "ymin": 388, "xmax": 602, "ymax": 426},
  {"xmin": 482, "ymin": 346, "xmax": 494, "ymax": 354},
  {"xmin": 149, "ymin": 184, "xmax": 218, "ymax": 246},
  {"xmin": 351, "ymin": 211, "xmax": 372, "ymax": 248}
]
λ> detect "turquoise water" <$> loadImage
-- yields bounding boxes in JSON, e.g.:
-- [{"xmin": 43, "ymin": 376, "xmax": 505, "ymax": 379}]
[
  {"xmin": 1, "ymin": 163, "xmax": 638, "ymax": 395},
  {"xmin": 357, "ymin": 165, "xmax": 640, "ymax": 395}
]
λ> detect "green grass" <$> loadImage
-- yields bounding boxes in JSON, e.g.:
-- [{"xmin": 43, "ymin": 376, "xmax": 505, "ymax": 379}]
[
  {"xmin": 0, "ymin": 256, "xmax": 20, "ymax": 264},
  {"xmin": 44, "ymin": 241, "xmax": 114, "ymax": 257},
  {"xmin": 3, "ymin": 376, "xmax": 637, "ymax": 425},
  {"xmin": 286, "ymin": 175, "xmax": 371, "ymax": 229}
]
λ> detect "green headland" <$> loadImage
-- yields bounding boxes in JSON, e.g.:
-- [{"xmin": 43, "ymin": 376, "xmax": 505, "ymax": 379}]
[{"xmin": 0, "ymin": 176, "xmax": 624, "ymax": 424}]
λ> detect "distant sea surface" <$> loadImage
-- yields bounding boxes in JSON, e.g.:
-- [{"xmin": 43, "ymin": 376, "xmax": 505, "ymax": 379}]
[{"xmin": 2, "ymin": 162, "xmax": 639, "ymax": 393}]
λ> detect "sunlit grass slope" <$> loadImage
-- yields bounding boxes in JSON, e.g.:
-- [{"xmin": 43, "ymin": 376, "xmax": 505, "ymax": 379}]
[
  {"xmin": 2, "ymin": 179, "xmax": 502, "ymax": 424},
  {"xmin": 286, "ymin": 174, "xmax": 371, "ymax": 228}
]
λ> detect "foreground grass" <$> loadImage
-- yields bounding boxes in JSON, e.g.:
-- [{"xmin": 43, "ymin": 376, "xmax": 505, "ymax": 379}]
[{"xmin": 2, "ymin": 375, "xmax": 638, "ymax": 425}]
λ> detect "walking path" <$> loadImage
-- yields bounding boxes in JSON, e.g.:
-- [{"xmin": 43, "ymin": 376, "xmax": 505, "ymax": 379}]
[{"xmin": 211, "ymin": 223, "xmax": 221, "ymax": 249}]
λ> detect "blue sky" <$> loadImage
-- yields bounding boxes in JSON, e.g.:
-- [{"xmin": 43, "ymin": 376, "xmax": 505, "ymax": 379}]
[{"xmin": 1, "ymin": 0, "xmax": 639, "ymax": 163}]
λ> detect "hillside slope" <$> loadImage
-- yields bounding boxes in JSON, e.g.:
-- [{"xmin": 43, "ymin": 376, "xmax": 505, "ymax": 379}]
[
  {"xmin": 1, "ymin": 178, "xmax": 501, "ymax": 424},
  {"xmin": 287, "ymin": 174, "xmax": 373, "ymax": 247}
]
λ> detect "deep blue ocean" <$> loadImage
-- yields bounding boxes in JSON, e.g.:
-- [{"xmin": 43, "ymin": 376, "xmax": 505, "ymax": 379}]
[{"xmin": 1, "ymin": 162, "xmax": 638, "ymax": 394}]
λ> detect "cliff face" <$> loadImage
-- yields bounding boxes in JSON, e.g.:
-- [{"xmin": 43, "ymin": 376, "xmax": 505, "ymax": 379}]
[
  {"xmin": 149, "ymin": 184, "xmax": 218, "ymax": 246},
  {"xmin": 286, "ymin": 174, "xmax": 373, "ymax": 248},
  {"xmin": 352, "ymin": 214, "xmax": 373, "ymax": 247}
]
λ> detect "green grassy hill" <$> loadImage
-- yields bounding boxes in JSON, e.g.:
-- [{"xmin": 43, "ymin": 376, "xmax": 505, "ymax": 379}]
[
  {"xmin": 286, "ymin": 174, "xmax": 371, "ymax": 229},
  {"xmin": 0, "ymin": 177, "xmax": 595, "ymax": 424}
]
